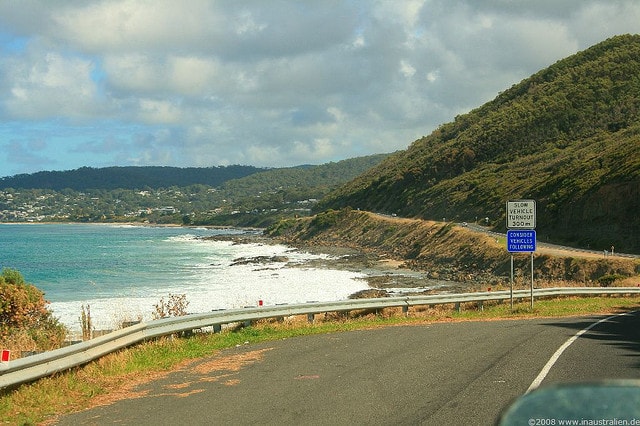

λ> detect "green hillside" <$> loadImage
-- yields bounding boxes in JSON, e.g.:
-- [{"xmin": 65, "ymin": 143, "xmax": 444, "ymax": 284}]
[
  {"xmin": 316, "ymin": 35, "xmax": 640, "ymax": 253},
  {"xmin": 194, "ymin": 154, "xmax": 390, "ymax": 227},
  {"xmin": 218, "ymin": 154, "xmax": 390, "ymax": 202}
]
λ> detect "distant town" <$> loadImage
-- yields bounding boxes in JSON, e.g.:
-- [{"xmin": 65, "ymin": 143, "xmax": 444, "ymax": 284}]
[{"xmin": 0, "ymin": 187, "xmax": 316, "ymax": 225}]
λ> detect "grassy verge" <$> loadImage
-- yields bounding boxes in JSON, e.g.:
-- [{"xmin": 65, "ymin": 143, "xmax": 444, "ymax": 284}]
[{"xmin": 2, "ymin": 295, "xmax": 639, "ymax": 425}]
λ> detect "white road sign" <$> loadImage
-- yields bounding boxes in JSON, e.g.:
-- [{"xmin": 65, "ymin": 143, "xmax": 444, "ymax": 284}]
[{"xmin": 506, "ymin": 200, "xmax": 536, "ymax": 229}]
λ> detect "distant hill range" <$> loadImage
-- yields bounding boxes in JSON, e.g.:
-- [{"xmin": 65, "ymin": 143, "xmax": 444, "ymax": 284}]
[
  {"xmin": 0, "ymin": 165, "xmax": 266, "ymax": 191},
  {"xmin": 317, "ymin": 35, "xmax": 640, "ymax": 252},
  {"xmin": 0, "ymin": 155, "xmax": 391, "ymax": 195}
]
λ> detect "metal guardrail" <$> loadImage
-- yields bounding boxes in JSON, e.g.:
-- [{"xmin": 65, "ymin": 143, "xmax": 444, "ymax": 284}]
[{"xmin": 2, "ymin": 287, "xmax": 640, "ymax": 390}]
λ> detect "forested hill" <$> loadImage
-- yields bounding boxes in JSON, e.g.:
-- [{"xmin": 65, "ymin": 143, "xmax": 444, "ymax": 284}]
[
  {"xmin": 0, "ymin": 165, "xmax": 265, "ymax": 191},
  {"xmin": 316, "ymin": 34, "xmax": 640, "ymax": 252},
  {"xmin": 0, "ymin": 154, "xmax": 390, "ymax": 225},
  {"xmin": 219, "ymin": 154, "xmax": 390, "ymax": 198}
]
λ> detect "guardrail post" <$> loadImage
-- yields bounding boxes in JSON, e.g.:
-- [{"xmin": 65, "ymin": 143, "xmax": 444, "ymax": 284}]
[
  {"xmin": 213, "ymin": 324, "xmax": 222, "ymax": 333},
  {"xmin": 455, "ymin": 302, "xmax": 461, "ymax": 313},
  {"xmin": 307, "ymin": 313, "xmax": 315, "ymax": 323},
  {"xmin": 478, "ymin": 301, "xmax": 483, "ymax": 312},
  {"xmin": 402, "ymin": 305, "xmax": 409, "ymax": 317}
]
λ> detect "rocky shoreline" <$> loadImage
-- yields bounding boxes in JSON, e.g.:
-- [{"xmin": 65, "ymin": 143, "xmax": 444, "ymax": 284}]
[{"xmin": 201, "ymin": 232, "xmax": 477, "ymax": 298}]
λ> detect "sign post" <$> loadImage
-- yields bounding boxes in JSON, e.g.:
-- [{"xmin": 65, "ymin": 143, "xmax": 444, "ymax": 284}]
[{"xmin": 506, "ymin": 200, "xmax": 536, "ymax": 310}]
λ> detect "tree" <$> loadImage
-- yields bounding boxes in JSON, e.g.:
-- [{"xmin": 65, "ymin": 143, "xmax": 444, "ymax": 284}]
[{"xmin": 0, "ymin": 268, "xmax": 66, "ymax": 350}]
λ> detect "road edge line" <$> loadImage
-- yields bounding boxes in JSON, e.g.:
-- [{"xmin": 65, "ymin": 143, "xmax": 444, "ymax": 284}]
[{"xmin": 526, "ymin": 310, "xmax": 638, "ymax": 393}]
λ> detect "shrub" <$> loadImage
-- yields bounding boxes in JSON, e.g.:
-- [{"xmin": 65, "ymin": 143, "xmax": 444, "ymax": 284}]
[
  {"xmin": 80, "ymin": 304, "xmax": 93, "ymax": 340},
  {"xmin": 265, "ymin": 218, "xmax": 296, "ymax": 236},
  {"xmin": 309, "ymin": 209, "xmax": 342, "ymax": 232},
  {"xmin": 152, "ymin": 293, "xmax": 189, "ymax": 319},
  {"xmin": 0, "ymin": 268, "xmax": 67, "ymax": 351},
  {"xmin": 597, "ymin": 274, "xmax": 625, "ymax": 287}
]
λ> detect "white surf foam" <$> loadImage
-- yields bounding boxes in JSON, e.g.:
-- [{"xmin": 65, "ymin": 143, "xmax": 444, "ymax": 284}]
[{"xmin": 50, "ymin": 241, "xmax": 368, "ymax": 332}]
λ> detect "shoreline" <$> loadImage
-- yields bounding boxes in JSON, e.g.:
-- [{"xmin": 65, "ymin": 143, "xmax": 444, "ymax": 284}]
[
  {"xmin": 45, "ymin": 230, "xmax": 371, "ymax": 332},
  {"xmin": 0, "ymin": 221, "xmax": 264, "ymax": 232},
  {"xmin": 5, "ymin": 220, "xmax": 479, "ymax": 296},
  {"xmin": 201, "ymin": 233, "xmax": 475, "ymax": 297}
]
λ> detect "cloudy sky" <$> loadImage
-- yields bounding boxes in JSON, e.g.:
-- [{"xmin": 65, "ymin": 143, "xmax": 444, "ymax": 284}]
[{"xmin": 1, "ymin": 1, "xmax": 639, "ymax": 177}]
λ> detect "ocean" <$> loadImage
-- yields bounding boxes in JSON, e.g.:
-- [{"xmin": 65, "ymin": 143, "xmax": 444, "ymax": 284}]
[{"xmin": 0, "ymin": 223, "xmax": 368, "ymax": 332}]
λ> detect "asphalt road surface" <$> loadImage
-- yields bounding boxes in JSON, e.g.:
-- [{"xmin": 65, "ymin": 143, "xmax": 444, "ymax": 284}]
[{"xmin": 54, "ymin": 311, "xmax": 640, "ymax": 425}]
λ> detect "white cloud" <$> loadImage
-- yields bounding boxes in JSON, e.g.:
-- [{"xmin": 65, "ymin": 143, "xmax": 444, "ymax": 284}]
[
  {"xmin": 137, "ymin": 99, "xmax": 183, "ymax": 124},
  {"xmin": 3, "ymin": 48, "xmax": 101, "ymax": 119},
  {"xmin": 50, "ymin": 0, "xmax": 223, "ymax": 54},
  {"xmin": 102, "ymin": 53, "xmax": 163, "ymax": 93},
  {"xmin": 0, "ymin": 0, "xmax": 639, "ymax": 175},
  {"xmin": 292, "ymin": 138, "xmax": 336, "ymax": 161},
  {"xmin": 570, "ymin": 1, "xmax": 640, "ymax": 45},
  {"xmin": 373, "ymin": 0, "xmax": 427, "ymax": 28},
  {"xmin": 167, "ymin": 56, "xmax": 220, "ymax": 96},
  {"xmin": 400, "ymin": 60, "xmax": 417, "ymax": 77}
]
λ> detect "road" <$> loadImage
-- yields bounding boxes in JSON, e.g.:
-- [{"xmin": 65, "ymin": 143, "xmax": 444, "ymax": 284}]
[
  {"xmin": 370, "ymin": 212, "xmax": 639, "ymax": 259},
  {"xmin": 54, "ymin": 311, "xmax": 640, "ymax": 425},
  {"xmin": 464, "ymin": 222, "xmax": 640, "ymax": 259}
]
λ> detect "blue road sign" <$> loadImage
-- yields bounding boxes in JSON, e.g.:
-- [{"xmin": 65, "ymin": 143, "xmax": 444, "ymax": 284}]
[{"xmin": 507, "ymin": 230, "xmax": 536, "ymax": 253}]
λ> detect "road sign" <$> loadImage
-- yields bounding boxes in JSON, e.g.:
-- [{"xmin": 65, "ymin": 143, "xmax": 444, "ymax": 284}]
[
  {"xmin": 506, "ymin": 200, "xmax": 536, "ymax": 229},
  {"xmin": 507, "ymin": 230, "xmax": 536, "ymax": 252}
]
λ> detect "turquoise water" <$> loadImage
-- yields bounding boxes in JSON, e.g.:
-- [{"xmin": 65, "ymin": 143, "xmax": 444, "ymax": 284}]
[
  {"xmin": 0, "ymin": 224, "xmax": 235, "ymax": 301},
  {"xmin": 0, "ymin": 223, "xmax": 367, "ymax": 330}
]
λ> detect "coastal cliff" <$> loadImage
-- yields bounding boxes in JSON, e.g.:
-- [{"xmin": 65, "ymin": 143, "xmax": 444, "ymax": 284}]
[{"xmin": 267, "ymin": 209, "xmax": 640, "ymax": 288}]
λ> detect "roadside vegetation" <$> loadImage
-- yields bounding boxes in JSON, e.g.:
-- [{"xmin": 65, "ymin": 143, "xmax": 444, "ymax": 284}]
[
  {"xmin": 2, "ymin": 294, "xmax": 640, "ymax": 425},
  {"xmin": 0, "ymin": 269, "xmax": 66, "ymax": 355}
]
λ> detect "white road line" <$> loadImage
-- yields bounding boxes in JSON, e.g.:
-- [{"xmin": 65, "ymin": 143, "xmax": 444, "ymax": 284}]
[{"xmin": 526, "ymin": 310, "xmax": 638, "ymax": 393}]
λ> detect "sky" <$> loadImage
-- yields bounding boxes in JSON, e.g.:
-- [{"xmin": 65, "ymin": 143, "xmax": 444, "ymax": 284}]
[{"xmin": 1, "ymin": 1, "xmax": 639, "ymax": 177}]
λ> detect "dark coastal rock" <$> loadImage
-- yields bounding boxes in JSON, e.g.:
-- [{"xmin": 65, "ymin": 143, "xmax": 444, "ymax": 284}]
[
  {"xmin": 230, "ymin": 255, "xmax": 289, "ymax": 266},
  {"xmin": 349, "ymin": 289, "xmax": 390, "ymax": 299}
]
